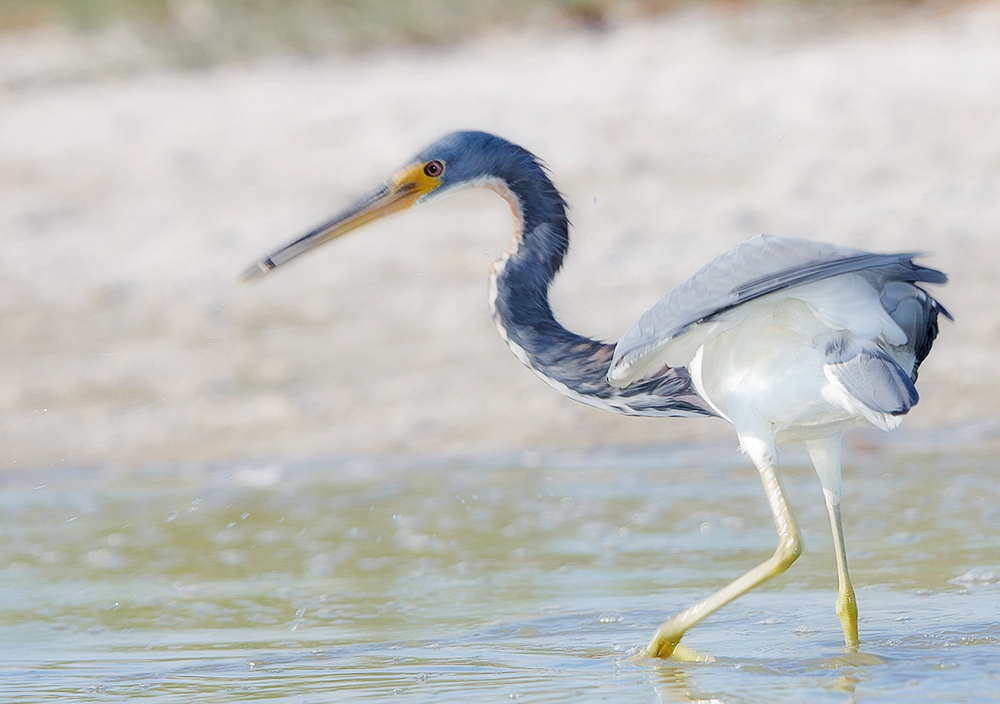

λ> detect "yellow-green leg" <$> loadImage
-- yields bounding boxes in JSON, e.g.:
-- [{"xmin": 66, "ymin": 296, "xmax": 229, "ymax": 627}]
[
  {"xmin": 806, "ymin": 436, "xmax": 859, "ymax": 650},
  {"xmin": 644, "ymin": 437, "xmax": 802, "ymax": 660},
  {"xmin": 825, "ymin": 494, "xmax": 859, "ymax": 649}
]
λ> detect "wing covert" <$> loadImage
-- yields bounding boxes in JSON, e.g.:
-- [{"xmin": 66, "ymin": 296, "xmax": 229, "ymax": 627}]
[{"xmin": 609, "ymin": 234, "xmax": 947, "ymax": 387}]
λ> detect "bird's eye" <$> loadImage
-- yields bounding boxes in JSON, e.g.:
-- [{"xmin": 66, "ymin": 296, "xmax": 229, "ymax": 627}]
[{"xmin": 424, "ymin": 160, "xmax": 444, "ymax": 177}]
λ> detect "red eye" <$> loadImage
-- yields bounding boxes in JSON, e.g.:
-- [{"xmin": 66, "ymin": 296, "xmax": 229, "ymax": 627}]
[{"xmin": 423, "ymin": 160, "xmax": 444, "ymax": 177}]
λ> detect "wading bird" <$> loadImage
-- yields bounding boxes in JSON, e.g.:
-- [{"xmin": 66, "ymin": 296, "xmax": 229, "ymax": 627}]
[{"xmin": 240, "ymin": 131, "xmax": 949, "ymax": 660}]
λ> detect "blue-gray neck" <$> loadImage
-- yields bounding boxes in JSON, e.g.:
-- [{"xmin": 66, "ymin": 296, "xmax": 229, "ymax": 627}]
[{"xmin": 475, "ymin": 138, "xmax": 714, "ymax": 418}]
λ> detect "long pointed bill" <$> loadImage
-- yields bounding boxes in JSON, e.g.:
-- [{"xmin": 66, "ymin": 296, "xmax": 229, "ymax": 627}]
[{"xmin": 238, "ymin": 161, "xmax": 441, "ymax": 285}]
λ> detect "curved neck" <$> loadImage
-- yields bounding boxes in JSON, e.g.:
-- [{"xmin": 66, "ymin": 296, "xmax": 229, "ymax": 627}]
[
  {"xmin": 486, "ymin": 175, "xmax": 574, "ymax": 353},
  {"xmin": 483, "ymin": 162, "xmax": 713, "ymax": 419}
]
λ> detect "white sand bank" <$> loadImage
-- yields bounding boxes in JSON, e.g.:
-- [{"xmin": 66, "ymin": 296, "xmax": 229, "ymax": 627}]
[{"xmin": 3, "ymin": 5, "xmax": 999, "ymax": 468}]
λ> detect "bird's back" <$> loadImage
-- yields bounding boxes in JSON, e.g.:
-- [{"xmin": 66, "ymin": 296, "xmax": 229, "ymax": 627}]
[{"xmin": 607, "ymin": 235, "xmax": 949, "ymax": 441}]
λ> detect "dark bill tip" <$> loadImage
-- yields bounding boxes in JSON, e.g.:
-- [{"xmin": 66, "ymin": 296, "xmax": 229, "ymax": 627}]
[{"xmin": 236, "ymin": 256, "xmax": 276, "ymax": 287}]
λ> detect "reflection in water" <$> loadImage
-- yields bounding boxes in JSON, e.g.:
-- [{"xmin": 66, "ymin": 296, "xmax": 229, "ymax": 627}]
[
  {"xmin": 648, "ymin": 644, "xmax": 887, "ymax": 703},
  {"xmin": 0, "ymin": 446, "xmax": 997, "ymax": 702}
]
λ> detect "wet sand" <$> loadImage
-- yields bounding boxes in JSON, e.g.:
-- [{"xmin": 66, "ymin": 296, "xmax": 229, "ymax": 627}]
[{"xmin": 3, "ymin": 4, "xmax": 1000, "ymax": 468}]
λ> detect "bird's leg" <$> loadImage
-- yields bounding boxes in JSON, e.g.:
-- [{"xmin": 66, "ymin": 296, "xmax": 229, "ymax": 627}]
[
  {"xmin": 643, "ymin": 437, "xmax": 802, "ymax": 660},
  {"xmin": 826, "ymin": 496, "xmax": 859, "ymax": 649},
  {"xmin": 805, "ymin": 436, "xmax": 859, "ymax": 650}
]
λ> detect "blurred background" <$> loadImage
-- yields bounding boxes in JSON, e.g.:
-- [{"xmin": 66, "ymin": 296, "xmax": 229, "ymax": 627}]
[{"xmin": 3, "ymin": 0, "xmax": 999, "ymax": 470}]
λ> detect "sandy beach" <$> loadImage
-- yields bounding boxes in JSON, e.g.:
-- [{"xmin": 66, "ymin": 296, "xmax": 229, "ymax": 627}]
[{"xmin": 3, "ymin": 3, "xmax": 999, "ymax": 469}]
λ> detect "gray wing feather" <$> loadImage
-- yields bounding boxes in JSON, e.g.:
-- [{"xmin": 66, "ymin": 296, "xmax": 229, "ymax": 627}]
[
  {"xmin": 828, "ymin": 345, "xmax": 919, "ymax": 415},
  {"xmin": 610, "ymin": 234, "xmax": 947, "ymax": 383},
  {"xmin": 880, "ymin": 280, "xmax": 951, "ymax": 380}
]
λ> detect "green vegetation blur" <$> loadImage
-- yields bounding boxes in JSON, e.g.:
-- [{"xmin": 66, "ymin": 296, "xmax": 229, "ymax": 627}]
[{"xmin": 0, "ymin": 0, "xmax": 923, "ymax": 65}]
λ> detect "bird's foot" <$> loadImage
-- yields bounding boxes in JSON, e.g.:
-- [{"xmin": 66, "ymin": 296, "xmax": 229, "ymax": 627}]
[
  {"xmin": 835, "ymin": 589, "xmax": 860, "ymax": 651},
  {"xmin": 665, "ymin": 643, "xmax": 715, "ymax": 663},
  {"xmin": 628, "ymin": 633, "xmax": 714, "ymax": 663}
]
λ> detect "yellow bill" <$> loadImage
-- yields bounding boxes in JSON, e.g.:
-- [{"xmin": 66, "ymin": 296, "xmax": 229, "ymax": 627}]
[{"xmin": 238, "ymin": 160, "xmax": 444, "ymax": 285}]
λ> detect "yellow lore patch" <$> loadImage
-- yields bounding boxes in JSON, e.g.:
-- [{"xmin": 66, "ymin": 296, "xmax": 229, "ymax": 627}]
[{"xmin": 390, "ymin": 162, "xmax": 444, "ymax": 204}]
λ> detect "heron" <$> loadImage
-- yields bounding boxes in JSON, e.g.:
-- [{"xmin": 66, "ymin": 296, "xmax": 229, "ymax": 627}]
[{"xmin": 240, "ymin": 130, "xmax": 949, "ymax": 660}]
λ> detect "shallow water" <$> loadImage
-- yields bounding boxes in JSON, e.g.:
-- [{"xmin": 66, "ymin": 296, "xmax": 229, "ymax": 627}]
[{"xmin": 2, "ymin": 444, "xmax": 998, "ymax": 702}]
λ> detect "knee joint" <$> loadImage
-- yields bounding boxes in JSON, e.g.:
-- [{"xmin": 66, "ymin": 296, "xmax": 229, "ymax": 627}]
[{"xmin": 774, "ymin": 536, "xmax": 802, "ymax": 571}]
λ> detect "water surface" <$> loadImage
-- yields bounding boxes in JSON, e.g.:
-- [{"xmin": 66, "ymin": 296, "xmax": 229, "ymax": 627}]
[{"xmin": 2, "ymin": 445, "xmax": 997, "ymax": 702}]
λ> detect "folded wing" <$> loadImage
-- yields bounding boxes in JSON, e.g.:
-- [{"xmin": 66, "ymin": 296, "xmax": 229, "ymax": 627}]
[{"xmin": 608, "ymin": 235, "xmax": 950, "ymax": 399}]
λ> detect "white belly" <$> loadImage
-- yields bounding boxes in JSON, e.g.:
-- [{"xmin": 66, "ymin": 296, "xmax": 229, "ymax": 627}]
[
  {"xmin": 687, "ymin": 300, "xmax": 859, "ymax": 444},
  {"xmin": 676, "ymin": 275, "xmax": 908, "ymax": 444}
]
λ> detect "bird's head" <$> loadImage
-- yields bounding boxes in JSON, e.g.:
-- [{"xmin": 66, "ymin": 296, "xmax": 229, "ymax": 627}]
[{"xmin": 238, "ymin": 131, "xmax": 519, "ymax": 285}]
